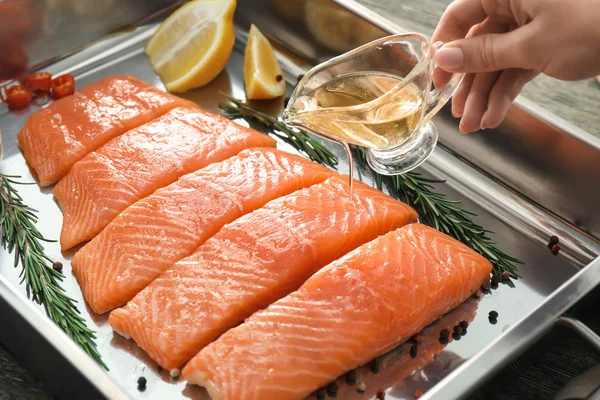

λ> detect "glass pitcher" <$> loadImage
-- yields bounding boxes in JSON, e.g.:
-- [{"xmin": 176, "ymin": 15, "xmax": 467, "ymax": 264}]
[{"xmin": 282, "ymin": 33, "xmax": 463, "ymax": 175}]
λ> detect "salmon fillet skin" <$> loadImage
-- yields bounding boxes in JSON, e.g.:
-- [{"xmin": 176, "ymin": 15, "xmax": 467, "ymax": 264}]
[
  {"xmin": 53, "ymin": 106, "xmax": 276, "ymax": 250},
  {"xmin": 108, "ymin": 176, "xmax": 417, "ymax": 370},
  {"xmin": 182, "ymin": 223, "xmax": 492, "ymax": 400},
  {"xmin": 17, "ymin": 75, "xmax": 197, "ymax": 186},
  {"xmin": 71, "ymin": 148, "xmax": 335, "ymax": 314}
]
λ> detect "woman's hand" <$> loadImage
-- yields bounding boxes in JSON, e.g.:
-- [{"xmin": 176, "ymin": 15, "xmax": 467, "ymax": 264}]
[{"xmin": 432, "ymin": 0, "xmax": 600, "ymax": 133}]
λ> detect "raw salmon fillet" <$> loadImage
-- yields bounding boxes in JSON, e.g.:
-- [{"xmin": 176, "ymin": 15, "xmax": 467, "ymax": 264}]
[
  {"xmin": 17, "ymin": 75, "xmax": 196, "ymax": 186},
  {"xmin": 54, "ymin": 106, "xmax": 275, "ymax": 250},
  {"xmin": 72, "ymin": 148, "xmax": 335, "ymax": 314},
  {"xmin": 109, "ymin": 176, "xmax": 417, "ymax": 369},
  {"xmin": 182, "ymin": 224, "xmax": 492, "ymax": 400}
]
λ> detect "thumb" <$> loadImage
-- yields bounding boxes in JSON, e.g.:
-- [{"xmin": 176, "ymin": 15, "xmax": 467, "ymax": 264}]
[{"xmin": 434, "ymin": 26, "xmax": 535, "ymax": 73}]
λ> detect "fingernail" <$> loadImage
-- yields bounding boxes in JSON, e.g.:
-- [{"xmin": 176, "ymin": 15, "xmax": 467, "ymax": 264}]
[
  {"xmin": 435, "ymin": 47, "xmax": 465, "ymax": 70},
  {"xmin": 480, "ymin": 111, "xmax": 489, "ymax": 130},
  {"xmin": 459, "ymin": 119, "xmax": 468, "ymax": 134},
  {"xmin": 452, "ymin": 108, "xmax": 463, "ymax": 118}
]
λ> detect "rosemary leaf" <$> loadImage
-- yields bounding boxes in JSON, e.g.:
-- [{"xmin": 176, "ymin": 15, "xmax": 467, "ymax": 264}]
[
  {"xmin": 0, "ymin": 174, "xmax": 108, "ymax": 370},
  {"xmin": 218, "ymin": 99, "xmax": 522, "ymax": 279},
  {"xmin": 218, "ymin": 97, "xmax": 338, "ymax": 168}
]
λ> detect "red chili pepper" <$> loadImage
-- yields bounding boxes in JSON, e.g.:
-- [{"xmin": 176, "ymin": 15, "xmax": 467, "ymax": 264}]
[
  {"xmin": 51, "ymin": 74, "xmax": 75, "ymax": 99},
  {"xmin": 26, "ymin": 71, "xmax": 52, "ymax": 92},
  {"xmin": 5, "ymin": 85, "xmax": 33, "ymax": 109}
]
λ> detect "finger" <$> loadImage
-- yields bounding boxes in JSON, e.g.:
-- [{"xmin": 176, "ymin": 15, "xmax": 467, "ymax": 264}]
[
  {"xmin": 431, "ymin": 0, "xmax": 488, "ymax": 44},
  {"xmin": 481, "ymin": 68, "xmax": 538, "ymax": 129},
  {"xmin": 434, "ymin": 23, "xmax": 537, "ymax": 74},
  {"xmin": 481, "ymin": 0, "xmax": 530, "ymax": 26},
  {"xmin": 459, "ymin": 71, "xmax": 500, "ymax": 133},
  {"xmin": 434, "ymin": 17, "xmax": 506, "ymax": 89},
  {"xmin": 431, "ymin": 0, "xmax": 488, "ymax": 88},
  {"xmin": 433, "ymin": 66, "xmax": 453, "ymax": 89},
  {"xmin": 451, "ymin": 73, "xmax": 475, "ymax": 117}
]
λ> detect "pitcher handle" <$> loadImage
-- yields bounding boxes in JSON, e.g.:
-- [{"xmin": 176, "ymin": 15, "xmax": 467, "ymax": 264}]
[{"xmin": 423, "ymin": 41, "xmax": 465, "ymax": 122}]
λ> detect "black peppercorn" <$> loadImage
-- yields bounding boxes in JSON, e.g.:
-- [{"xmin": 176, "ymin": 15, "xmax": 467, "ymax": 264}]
[
  {"xmin": 439, "ymin": 336, "xmax": 449, "ymax": 345},
  {"xmin": 370, "ymin": 357, "xmax": 381, "ymax": 374},
  {"xmin": 549, "ymin": 235, "xmax": 559, "ymax": 245},
  {"xmin": 137, "ymin": 376, "xmax": 147, "ymax": 392},
  {"xmin": 326, "ymin": 382, "xmax": 338, "ymax": 398},
  {"xmin": 453, "ymin": 325, "xmax": 463, "ymax": 335},
  {"xmin": 409, "ymin": 344, "xmax": 418, "ymax": 359},
  {"xmin": 461, "ymin": 328, "xmax": 467, "ymax": 336},
  {"xmin": 440, "ymin": 329, "xmax": 449, "ymax": 337},
  {"xmin": 276, "ymin": 74, "xmax": 283, "ymax": 82},
  {"xmin": 52, "ymin": 261, "xmax": 63, "ymax": 272},
  {"xmin": 316, "ymin": 388, "xmax": 326, "ymax": 400},
  {"xmin": 489, "ymin": 311, "xmax": 498, "ymax": 319},
  {"xmin": 452, "ymin": 331, "xmax": 461, "ymax": 341},
  {"xmin": 345, "ymin": 370, "xmax": 357, "ymax": 386},
  {"xmin": 459, "ymin": 321, "xmax": 468, "ymax": 330}
]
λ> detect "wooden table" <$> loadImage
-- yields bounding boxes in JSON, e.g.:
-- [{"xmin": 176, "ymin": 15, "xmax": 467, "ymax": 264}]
[{"xmin": 1, "ymin": 1, "xmax": 599, "ymax": 399}]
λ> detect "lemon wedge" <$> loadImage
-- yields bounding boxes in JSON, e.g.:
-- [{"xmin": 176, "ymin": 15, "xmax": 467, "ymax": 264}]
[
  {"xmin": 244, "ymin": 24, "xmax": 286, "ymax": 100},
  {"xmin": 145, "ymin": 0, "xmax": 236, "ymax": 93}
]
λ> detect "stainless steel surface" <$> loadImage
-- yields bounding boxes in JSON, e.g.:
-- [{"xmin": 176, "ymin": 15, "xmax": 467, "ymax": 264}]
[
  {"xmin": 423, "ymin": 257, "xmax": 600, "ymax": 400},
  {"xmin": 553, "ymin": 366, "xmax": 600, "ymax": 400},
  {"xmin": 434, "ymin": 104, "xmax": 600, "ymax": 241},
  {"xmin": 556, "ymin": 316, "xmax": 600, "ymax": 353},
  {"xmin": 0, "ymin": 1, "xmax": 599, "ymax": 400},
  {"xmin": 0, "ymin": 0, "xmax": 181, "ymax": 83},
  {"xmin": 551, "ymin": 318, "xmax": 600, "ymax": 400}
]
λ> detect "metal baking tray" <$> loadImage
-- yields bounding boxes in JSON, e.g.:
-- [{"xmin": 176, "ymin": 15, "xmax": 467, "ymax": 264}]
[{"xmin": 1, "ymin": 1, "xmax": 599, "ymax": 399}]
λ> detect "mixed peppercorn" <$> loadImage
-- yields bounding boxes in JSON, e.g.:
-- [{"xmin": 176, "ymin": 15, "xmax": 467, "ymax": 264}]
[
  {"xmin": 137, "ymin": 376, "xmax": 147, "ymax": 392},
  {"xmin": 548, "ymin": 235, "xmax": 560, "ymax": 255},
  {"xmin": 52, "ymin": 261, "xmax": 63, "ymax": 272}
]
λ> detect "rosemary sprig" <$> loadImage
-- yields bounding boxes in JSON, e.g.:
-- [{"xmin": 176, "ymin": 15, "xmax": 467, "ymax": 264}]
[
  {"xmin": 219, "ymin": 99, "xmax": 522, "ymax": 278},
  {"xmin": 0, "ymin": 174, "xmax": 108, "ymax": 370},
  {"xmin": 354, "ymin": 148, "xmax": 522, "ymax": 278},
  {"xmin": 218, "ymin": 97, "xmax": 338, "ymax": 168}
]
